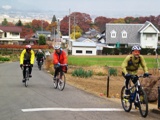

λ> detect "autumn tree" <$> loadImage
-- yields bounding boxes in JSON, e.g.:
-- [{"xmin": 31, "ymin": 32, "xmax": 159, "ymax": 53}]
[
  {"xmin": 70, "ymin": 25, "xmax": 82, "ymax": 39},
  {"xmin": 60, "ymin": 12, "xmax": 92, "ymax": 36},
  {"xmin": 31, "ymin": 19, "xmax": 49, "ymax": 32}
]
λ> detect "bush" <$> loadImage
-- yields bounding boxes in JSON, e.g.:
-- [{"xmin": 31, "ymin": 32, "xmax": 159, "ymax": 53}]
[
  {"xmin": 0, "ymin": 57, "xmax": 10, "ymax": 61},
  {"xmin": 108, "ymin": 67, "xmax": 117, "ymax": 76},
  {"xmin": 72, "ymin": 68, "xmax": 93, "ymax": 78}
]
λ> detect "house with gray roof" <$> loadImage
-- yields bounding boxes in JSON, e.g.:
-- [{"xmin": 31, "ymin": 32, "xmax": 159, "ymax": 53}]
[{"xmin": 105, "ymin": 21, "xmax": 159, "ymax": 49}]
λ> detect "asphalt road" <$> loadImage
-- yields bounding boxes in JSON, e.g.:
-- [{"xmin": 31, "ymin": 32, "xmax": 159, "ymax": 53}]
[{"xmin": 0, "ymin": 62, "xmax": 159, "ymax": 120}]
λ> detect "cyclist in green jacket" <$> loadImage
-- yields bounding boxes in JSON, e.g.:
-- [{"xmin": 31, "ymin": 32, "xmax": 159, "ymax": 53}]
[
  {"xmin": 36, "ymin": 49, "xmax": 45, "ymax": 66},
  {"xmin": 121, "ymin": 45, "xmax": 149, "ymax": 97}
]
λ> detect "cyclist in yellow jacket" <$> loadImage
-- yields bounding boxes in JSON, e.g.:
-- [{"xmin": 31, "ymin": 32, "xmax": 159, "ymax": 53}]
[
  {"xmin": 20, "ymin": 45, "xmax": 35, "ymax": 82},
  {"xmin": 121, "ymin": 45, "xmax": 149, "ymax": 97}
]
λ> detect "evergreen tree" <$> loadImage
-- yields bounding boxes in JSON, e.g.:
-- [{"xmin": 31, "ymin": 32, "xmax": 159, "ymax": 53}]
[
  {"xmin": 38, "ymin": 35, "xmax": 46, "ymax": 45},
  {"xmin": 15, "ymin": 19, "xmax": 23, "ymax": 26},
  {"xmin": 1, "ymin": 18, "xmax": 8, "ymax": 26}
]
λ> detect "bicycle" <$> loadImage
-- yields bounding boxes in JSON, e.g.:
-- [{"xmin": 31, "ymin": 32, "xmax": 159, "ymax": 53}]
[
  {"xmin": 121, "ymin": 74, "xmax": 151, "ymax": 117},
  {"xmin": 22, "ymin": 64, "xmax": 30, "ymax": 87},
  {"xmin": 53, "ymin": 64, "xmax": 67, "ymax": 91}
]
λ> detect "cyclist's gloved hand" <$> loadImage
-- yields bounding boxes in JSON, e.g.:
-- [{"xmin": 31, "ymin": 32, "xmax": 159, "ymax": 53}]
[
  {"xmin": 143, "ymin": 73, "xmax": 149, "ymax": 77},
  {"xmin": 30, "ymin": 64, "xmax": 33, "ymax": 67},
  {"xmin": 57, "ymin": 63, "xmax": 60, "ymax": 67},
  {"xmin": 20, "ymin": 64, "xmax": 23, "ymax": 68},
  {"xmin": 125, "ymin": 73, "xmax": 131, "ymax": 79}
]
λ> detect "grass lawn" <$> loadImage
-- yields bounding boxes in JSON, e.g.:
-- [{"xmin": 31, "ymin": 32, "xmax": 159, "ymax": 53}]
[{"xmin": 68, "ymin": 55, "xmax": 159, "ymax": 69}]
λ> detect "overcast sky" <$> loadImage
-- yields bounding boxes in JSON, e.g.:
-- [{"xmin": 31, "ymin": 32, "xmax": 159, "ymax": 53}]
[{"xmin": 1, "ymin": 0, "xmax": 160, "ymax": 18}]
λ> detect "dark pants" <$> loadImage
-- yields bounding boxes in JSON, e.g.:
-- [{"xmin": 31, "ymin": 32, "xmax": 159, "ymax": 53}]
[
  {"xmin": 54, "ymin": 65, "xmax": 63, "ymax": 78},
  {"xmin": 122, "ymin": 72, "xmax": 138, "ymax": 89},
  {"xmin": 23, "ymin": 60, "xmax": 32, "ymax": 78}
]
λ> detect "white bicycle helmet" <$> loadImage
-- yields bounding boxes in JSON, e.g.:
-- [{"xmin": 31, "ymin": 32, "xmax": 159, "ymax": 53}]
[
  {"xmin": 132, "ymin": 45, "xmax": 141, "ymax": 51},
  {"xmin": 54, "ymin": 45, "xmax": 60, "ymax": 50}
]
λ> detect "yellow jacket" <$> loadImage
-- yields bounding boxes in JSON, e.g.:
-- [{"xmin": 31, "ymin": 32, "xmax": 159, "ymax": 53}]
[
  {"xmin": 121, "ymin": 54, "xmax": 148, "ymax": 75},
  {"xmin": 20, "ymin": 49, "xmax": 35, "ymax": 64}
]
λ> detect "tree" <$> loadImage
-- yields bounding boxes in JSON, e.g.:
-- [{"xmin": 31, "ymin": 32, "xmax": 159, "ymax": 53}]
[
  {"xmin": 60, "ymin": 12, "xmax": 92, "ymax": 35},
  {"xmin": 70, "ymin": 25, "xmax": 82, "ymax": 39},
  {"xmin": 15, "ymin": 19, "xmax": 23, "ymax": 26},
  {"xmin": 38, "ymin": 35, "xmax": 46, "ymax": 45},
  {"xmin": 1, "ymin": 18, "xmax": 8, "ymax": 26}
]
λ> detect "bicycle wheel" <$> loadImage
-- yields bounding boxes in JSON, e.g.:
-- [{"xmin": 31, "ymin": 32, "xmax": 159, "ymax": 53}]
[
  {"xmin": 121, "ymin": 86, "xmax": 132, "ymax": 112},
  {"xmin": 53, "ymin": 75, "xmax": 58, "ymax": 89},
  {"xmin": 138, "ymin": 88, "xmax": 148, "ymax": 117},
  {"xmin": 25, "ymin": 69, "xmax": 29, "ymax": 87},
  {"xmin": 58, "ymin": 73, "xmax": 66, "ymax": 91}
]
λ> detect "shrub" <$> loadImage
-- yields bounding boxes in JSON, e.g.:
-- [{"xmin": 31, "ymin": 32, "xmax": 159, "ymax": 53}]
[
  {"xmin": 0, "ymin": 57, "xmax": 10, "ymax": 61},
  {"xmin": 108, "ymin": 67, "xmax": 117, "ymax": 76},
  {"xmin": 72, "ymin": 68, "xmax": 93, "ymax": 78}
]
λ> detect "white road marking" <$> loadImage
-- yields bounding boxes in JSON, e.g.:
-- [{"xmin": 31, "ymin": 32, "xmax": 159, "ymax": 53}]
[{"xmin": 22, "ymin": 108, "xmax": 124, "ymax": 112}]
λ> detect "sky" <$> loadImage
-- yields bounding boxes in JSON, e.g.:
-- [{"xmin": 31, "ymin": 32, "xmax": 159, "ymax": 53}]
[{"xmin": 1, "ymin": 0, "xmax": 160, "ymax": 18}]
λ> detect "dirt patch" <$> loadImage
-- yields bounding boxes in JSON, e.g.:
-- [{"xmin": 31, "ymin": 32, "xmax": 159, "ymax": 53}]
[{"xmin": 66, "ymin": 74, "xmax": 123, "ymax": 98}]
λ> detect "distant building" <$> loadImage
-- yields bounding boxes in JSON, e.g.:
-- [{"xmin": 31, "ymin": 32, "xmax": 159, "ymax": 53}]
[
  {"xmin": 0, "ymin": 26, "xmax": 25, "ymax": 44},
  {"xmin": 72, "ymin": 40, "xmax": 97, "ymax": 55}
]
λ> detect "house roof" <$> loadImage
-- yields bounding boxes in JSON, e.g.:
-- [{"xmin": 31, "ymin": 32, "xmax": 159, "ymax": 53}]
[
  {"xmin": 72, "ymin": 41, "xmax": 96, "ymax": 47},
  {"xmin": 0, "ymin": 26, "xmax": 22, "ymax": 32},
  {"xmin": 105, "ymin": 21, "xmax": 159, "ymax": 45},
  {"xmin": 106, "ymin": 23, "xmax": 143, "ymax": 44}
]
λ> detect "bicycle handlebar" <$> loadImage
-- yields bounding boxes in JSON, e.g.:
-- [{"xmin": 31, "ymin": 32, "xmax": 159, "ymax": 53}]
[
  {"xmin": 130, "ymin": 74, "xmax": 152, "ymax": 79},
  {"xmin": 59, "ymin": 64, "xmax": 68, "ymax": 66}
]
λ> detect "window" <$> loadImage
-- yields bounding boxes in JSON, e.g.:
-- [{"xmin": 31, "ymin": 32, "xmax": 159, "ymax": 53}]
[
  {"xmin": 4, "ymin": 32, "xmax": 7, "ymax": 37},
  {"xmin": 110, "ymin": 30, "xmax": 116, "ymax": 38},
  {"xmin": 12, "ymin": 32, "xmax": 19, "ymax": 36},
  {"xmin": 76, "ymin": 50, "xmax": 82, "ymax": 53},
  {"xmin": 121, "ymin": 30, "xmax": 127, "ymax": 38},
  {"xmin": 86, "ymin": 50, "xmax": 92, "ymax": 54}
]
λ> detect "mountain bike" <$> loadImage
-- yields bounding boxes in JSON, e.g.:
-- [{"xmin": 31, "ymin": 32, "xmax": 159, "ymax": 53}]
[
  {"xmin": 53, "ymin": 64, "xmax": 67, "ymax": 91},
  {"xmin": 121, "ymin": 74, "xmax": 151, "ymax": 117},
  {"xmin": 22, "ymin": 64, "xmax": 30, "ymax": 87}
]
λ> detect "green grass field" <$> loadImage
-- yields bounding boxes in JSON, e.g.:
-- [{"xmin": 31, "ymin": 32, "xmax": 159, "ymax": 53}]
[{"xmin": 68, "ymin": 55, "xmax": 159, "ymax": 69}]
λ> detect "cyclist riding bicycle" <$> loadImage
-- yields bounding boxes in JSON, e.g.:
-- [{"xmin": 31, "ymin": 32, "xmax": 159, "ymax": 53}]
[
  {"xmin": 53, "ymin": 45, "xmax": 68, "ymax": 80},
  {"xmin": 121, "ymin": 45, "xmax": 149, "ymax": 97},
  {"xmin": 20, "ymin": 45, "xmax": 35, "ymax": 82},
  {"xmin": 36, "ymin": 49, "xmax": 45, "ymax": 66}
]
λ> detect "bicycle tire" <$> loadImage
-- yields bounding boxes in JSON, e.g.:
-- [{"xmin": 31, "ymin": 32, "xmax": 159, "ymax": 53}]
[
  {"xmin": 138, "ymin": 88, "xmax": 148, "ymax": 117},
  {"xmin": 121, "ymin": 86, "xmax": 132, "ymax": 112},
  {"xmin": 53, "ymin": 75, "xmax": 58, "ymax": 89},
  {"xmin": 58, "ymin": 73, "xmax": 66, "ymax": 91},
  {"xmin": 25, "ymin": 69, "xmax": 29, "ymax": 87}
]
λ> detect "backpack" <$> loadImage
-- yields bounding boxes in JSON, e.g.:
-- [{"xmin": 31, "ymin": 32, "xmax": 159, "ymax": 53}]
[{"xmin": 128, "ymin": 56, "xmax": 141, "ymax": 66}]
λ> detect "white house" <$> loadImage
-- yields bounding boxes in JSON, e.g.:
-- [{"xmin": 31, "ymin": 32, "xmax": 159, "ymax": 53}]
[
  {"xmin": 72, "ymin": 39, "xmax": 97, "ymax": 55},
  {"xmin": 0, "ymin": 26, "xmax": 25, "ymax": 44}
]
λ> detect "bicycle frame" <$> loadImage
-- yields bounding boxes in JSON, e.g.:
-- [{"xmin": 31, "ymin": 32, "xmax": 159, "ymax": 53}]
[{"xmin": 121, "ymin": 74, "xmax": 151, "ymax": 117}]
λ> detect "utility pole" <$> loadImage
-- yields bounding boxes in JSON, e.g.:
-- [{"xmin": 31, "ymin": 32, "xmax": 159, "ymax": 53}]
[
  {"xmin": 74, "ymin": 15, "xmax": 75, "ymax": 40},
  {"xmin": 69, "ymin": 9, "xmax": 71, "ymax": 40}
]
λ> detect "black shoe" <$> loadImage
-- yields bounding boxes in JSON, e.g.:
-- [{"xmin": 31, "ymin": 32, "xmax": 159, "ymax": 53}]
[
  {"xmin": 22, "ymin": 79, "xmax": 26, "ymax": 83},
  {"xmin": 29, "ymin": 74, "xmax": 32, "ymax": 77}
]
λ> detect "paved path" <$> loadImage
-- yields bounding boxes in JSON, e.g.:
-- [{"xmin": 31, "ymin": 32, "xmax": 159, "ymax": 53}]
[{"xmin": 0, "ymin": 62, "xmax": 159, "ymax": 120}]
